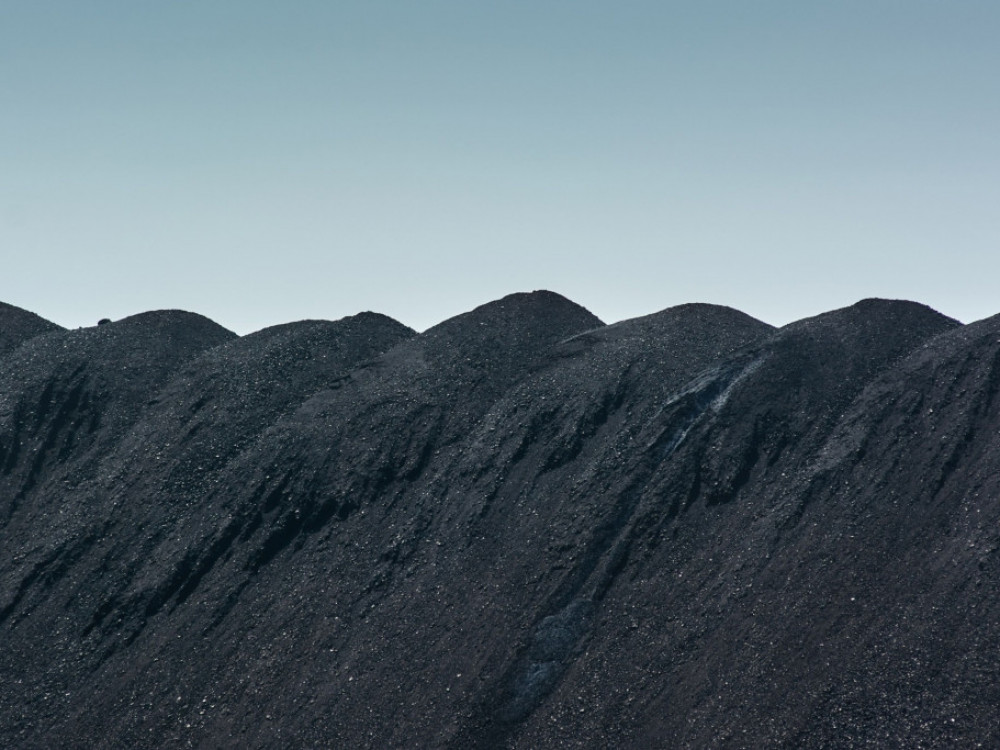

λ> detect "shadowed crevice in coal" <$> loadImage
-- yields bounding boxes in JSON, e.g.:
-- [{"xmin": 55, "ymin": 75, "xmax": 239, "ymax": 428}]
[
  {"xmin": 498, "ymin": 599, "xmax": 596, "ymax": 722},
  {"xmin": 1, "ymin": 531, "xmax": 101, "ymax": 627}
]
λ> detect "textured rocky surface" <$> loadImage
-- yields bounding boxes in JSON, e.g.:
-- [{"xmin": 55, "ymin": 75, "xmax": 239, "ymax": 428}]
[
  {"xmin": 2, "ymin": 292, "xmax": 999, "ymax": 748},
  {"xmin": 0, "ymin": 301, "xmax": 63, "ymax": 356}
]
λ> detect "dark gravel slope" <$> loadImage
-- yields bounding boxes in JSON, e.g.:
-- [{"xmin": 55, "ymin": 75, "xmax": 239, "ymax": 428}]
[
  {"xmin": 0, "ymin": 311, "xmax": 236, "ymax": 511},
  {"xmin": 3, "ymin": 293, "xmax": 1000, "ymax": 749},
  {"xmin": 0, "ymin": 302, "xmax": 63, "ymax": 356},
  {"xmin": 0, "ymin": 310, "xmax": 414, "ymax": 748}
]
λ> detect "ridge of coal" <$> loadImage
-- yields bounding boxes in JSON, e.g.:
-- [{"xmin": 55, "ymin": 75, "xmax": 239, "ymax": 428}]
[
  {"xmin": 2, "ymin": 293, "xmax": 999, "ymax": 749},
  {"xmin": 0, "ymin": 301, "xmax": 64, "ymax": 356}
]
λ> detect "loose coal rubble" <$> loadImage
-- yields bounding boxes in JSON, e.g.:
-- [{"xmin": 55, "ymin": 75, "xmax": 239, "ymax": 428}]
[{"xmin": 1, "ymin": 292, "xmax": 998, "ymax": 748}]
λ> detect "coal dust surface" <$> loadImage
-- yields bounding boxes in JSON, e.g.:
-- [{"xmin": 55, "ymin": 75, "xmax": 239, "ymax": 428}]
[{"xmin": 2, "ymin": 292, "xmax": 999, "ymax": 748}]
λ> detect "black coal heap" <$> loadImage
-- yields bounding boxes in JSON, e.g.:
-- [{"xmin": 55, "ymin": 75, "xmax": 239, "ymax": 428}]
[{"xmin": 2, "ymin": 292, "xmax": 998, "ymax": 748}]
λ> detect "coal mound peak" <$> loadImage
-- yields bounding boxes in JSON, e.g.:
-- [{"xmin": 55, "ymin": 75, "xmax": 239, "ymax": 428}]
[
  {"xmin": 0, "ymin": 301, "xmax": 63, "ymax": 355},
  {"xmin": 414, "ymin": 290, "xmax": 604, "ymax": 371},
  {"xmin": 2, "ymin": 293, "xmax": 999, "ymax": 749}
]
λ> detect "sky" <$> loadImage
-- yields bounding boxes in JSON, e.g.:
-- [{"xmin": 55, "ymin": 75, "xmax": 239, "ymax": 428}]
[{"xmin": 2, "ymin": 1, "xmax": 999, "ymax": 333}]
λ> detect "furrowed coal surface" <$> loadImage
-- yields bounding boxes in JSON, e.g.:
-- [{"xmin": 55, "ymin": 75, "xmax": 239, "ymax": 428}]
[{"xmin": 2, "ymin": 291, "xmax": 999, "ymax": 748}]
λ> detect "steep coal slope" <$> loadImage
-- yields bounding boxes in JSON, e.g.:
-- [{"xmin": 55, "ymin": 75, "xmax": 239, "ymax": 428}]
[
  {"xmin": 0, "ymin": 312, "xmax": 414, "ymax": 747},
  {"xmin": 112, "ymin": 312, "xmax": 416, "ymax": 494},
  {"xmin": 0, "ymin": 301, "xmax": 63, "ymax": 356},
  {"xmin": 0, "ymin": 311, "xmax": 235, "ymax": 513},
  {"xmin": 0, "ymin": 311, "xmax": 235, "ymax": 745},
  {"xmin": 14, "ymin": 291, "xmax": 604, "ymax": 748},
  {"xmin": 500, "ymin": 300, "xmax": 964, "ymax": 748},
  {"xmin": 729, "ymin": 311, "xmax": 1000, "ymax": 749},
  {"xmin": 73, "ymin": 312, "xmax": 417, "ymax": 643},
  {"xmin": 374, "ymin": 303, "xmax": 777, "ymax": 747},
  {"xmin": 5, "ymin": 293, "xmax": 1000, "ymax": 749},
  {"xmin": 47, "ymin": 302, "xmax": 772, "ymax": 749},
  {"xmin": 209, "ymin": 289, "xmax": 606, "ymax": 571}
]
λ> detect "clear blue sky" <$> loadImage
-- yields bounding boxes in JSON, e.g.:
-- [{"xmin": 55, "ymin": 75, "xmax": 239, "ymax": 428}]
[{"xmin": 2, "ymin": 1, "xmax": 998, "ymax": 332}]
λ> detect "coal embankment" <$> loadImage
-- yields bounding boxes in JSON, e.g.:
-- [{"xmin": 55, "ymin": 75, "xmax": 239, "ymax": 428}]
[{"xmin": 2, "ymin": 291, "xmax": 1000, "ymax": 748}]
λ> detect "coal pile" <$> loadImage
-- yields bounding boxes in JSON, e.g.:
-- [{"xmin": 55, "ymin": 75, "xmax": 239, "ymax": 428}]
[{"xmin": 2, "ymin": 291, "xmax": 999, "ymax": 748}]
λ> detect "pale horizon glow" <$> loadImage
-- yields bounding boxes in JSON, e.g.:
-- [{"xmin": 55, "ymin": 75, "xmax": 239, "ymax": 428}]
[{"xmin": 2, "ymin": 2, "xmax": 998, "ymax": 334}]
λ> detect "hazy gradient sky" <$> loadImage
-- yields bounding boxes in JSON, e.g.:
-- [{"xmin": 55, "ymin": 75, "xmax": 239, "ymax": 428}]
[{"xmin": 2, "ymin": 2, "xmax": 998, "ymax": 333}]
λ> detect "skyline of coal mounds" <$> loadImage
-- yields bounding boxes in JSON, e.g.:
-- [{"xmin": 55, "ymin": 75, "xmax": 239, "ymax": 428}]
[{"xmin": 1, "ymin": 292, "xmax": 999, "ymax": 748}]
